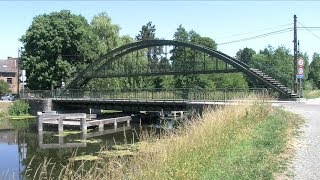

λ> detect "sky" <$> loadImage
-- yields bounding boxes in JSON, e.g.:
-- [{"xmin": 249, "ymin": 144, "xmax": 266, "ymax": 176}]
[{"xmin": 0, "ymin": 1, "xmax": 319, "ymax": 60}]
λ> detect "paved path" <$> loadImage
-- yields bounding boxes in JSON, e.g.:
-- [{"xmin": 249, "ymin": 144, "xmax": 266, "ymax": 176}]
[{"xmin": 274, "ymin": 98, "xmax": 320, "ymax": 180}]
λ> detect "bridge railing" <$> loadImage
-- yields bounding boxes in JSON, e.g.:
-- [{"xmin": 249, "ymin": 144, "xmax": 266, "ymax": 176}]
[{"xmin": 22, "ymin": 88, "xmax": 271, "ymax": 102}]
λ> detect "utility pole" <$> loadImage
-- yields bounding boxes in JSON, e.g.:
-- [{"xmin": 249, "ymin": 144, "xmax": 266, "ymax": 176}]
[{"xmin": 293, "ymin": 14, "xmax": 298, "ymax": 94}]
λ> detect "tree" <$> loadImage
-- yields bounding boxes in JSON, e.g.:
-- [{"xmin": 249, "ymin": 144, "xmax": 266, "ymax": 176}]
[
  {"xmin": 91, "ymin": 12, "xmax": 121, "ymax": 55},
  {"xmin": 236, "ymin": 47, "xmax": 256, "ymax": 65},
  {"xmin": 309, "ymin": 53, "xmax": 320, "ymax": 89},
  {"xmin": 21, "ymin": 10, "xmax": 96, "ymax": 90},
  {"xmin": 248, "ymin": 46, "xmax": 294, "ymax": 88},
  {"xmin": 136, "ymin": 21, "xmax": 156, "ymax": 41},
  {"xmin": 0, "ymin": 80, "xmax": 9, "ymax": 94}
]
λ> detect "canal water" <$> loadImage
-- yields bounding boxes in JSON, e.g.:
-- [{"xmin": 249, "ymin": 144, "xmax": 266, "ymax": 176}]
[{"xmin": 0, "ymin": 115, "xmax": 182, "ymax": 179}]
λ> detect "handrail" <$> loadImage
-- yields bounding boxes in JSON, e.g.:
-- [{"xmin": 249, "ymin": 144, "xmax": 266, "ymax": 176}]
[{"xmin": 21, "ymin": 88, "xmax": 271, "ymax": 102}]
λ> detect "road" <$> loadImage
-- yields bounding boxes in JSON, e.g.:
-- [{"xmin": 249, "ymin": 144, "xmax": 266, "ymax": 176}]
[{"xmin": 274, "ymin": 98, "xmax": 320, "ymax": 180}]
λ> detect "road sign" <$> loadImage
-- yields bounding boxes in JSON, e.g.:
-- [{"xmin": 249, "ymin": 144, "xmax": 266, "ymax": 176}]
[
  {"xmin": 21, "ymin": 70, "xmax": 26, "ymax": 76},
  {"xmin": 297, "ymin": 67, "xmax": 304, "ymax": 75},
  {"xmin": 298, "ymin": 57, "xmax": 304, "ymax": 67},
  {"xmin": 296, "ymin": 75, "xmax": 304, "ymax": 79},
  {"xmin": 20, "ymin": 75, "xmax": 27, "ymax": 82}
]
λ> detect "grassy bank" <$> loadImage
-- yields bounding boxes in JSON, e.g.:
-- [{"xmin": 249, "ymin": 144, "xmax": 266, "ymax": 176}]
[
  {"xmin": 303, "ymin": 89, "xmax": 320, "ymax": 99},
  {"xmin": 29, "ymin": 99, "xmax": 303, "ymax": 179}
]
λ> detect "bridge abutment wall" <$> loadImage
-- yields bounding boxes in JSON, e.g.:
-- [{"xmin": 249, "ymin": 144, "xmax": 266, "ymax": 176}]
[{"xmin": 28, "ymin": 98, "xmax": 52, "ymax": 116}]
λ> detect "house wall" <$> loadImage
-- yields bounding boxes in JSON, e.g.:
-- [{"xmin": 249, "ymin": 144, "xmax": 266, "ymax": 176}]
[
  {"xmin": 0, "ymin": 72, "xmax": 18, "ymax": 93},
  {"xmin": 0, "ymin": 58, "xmax": 19, "ymax": 94}
]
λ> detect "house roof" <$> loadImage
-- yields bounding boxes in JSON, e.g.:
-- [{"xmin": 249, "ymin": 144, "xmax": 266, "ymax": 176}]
[{"xmin": 0, "ymin": 57, "xmax": 17, "ymax": 73}]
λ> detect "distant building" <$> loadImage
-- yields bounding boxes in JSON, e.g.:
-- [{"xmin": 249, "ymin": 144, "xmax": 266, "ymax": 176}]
[{"xmin": 0, "ymin": 57, "xmax": 19, "ymax": 93}]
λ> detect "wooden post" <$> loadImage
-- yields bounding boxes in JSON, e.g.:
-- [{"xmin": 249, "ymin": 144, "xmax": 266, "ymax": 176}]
[
  {"xmin": 38, "ymin": 132, "xmax": 43, "ymax": 146},
  {"xmin": 114, "ymin": 118, "xmax": 118, "ymax": 128},
  {"xmin": 58, "ymin": 132, "xmax": 64, "ymax": 144},
  {"xmin": 81, "ymin": 118, "xmax": 87, "ymax": 133},
  {"xmin": 180, "ymin": 111, "xmax": 184, "ymax": 118},
  {"xmin": 98, "ymin": 124, "xmax": 104, "ymax": 131},
  {"xmin": 38, "ymin": 116, "xmax": 43, "ymax": 132},
  {"xmin": 37, "ymin": 111, "xmax": 43, "ymax": 132},
  {"xmin": 58, "ymin": 116, "xmax": 63, "ymax": 132},
  {"xmin": 127, "ymin": 116, "xmax": 132, "ymax": 126}
]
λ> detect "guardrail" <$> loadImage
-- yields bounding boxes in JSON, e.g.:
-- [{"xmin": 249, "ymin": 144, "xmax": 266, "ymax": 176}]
[{"xmin": 21, "ymin": 88, "xmax": 272, "ymax": 102}]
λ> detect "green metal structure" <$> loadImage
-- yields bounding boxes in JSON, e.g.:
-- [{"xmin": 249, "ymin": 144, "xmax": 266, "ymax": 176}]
[{"xmin": 67, "ymin": 40, "xmax": 297, "ymax": 98}]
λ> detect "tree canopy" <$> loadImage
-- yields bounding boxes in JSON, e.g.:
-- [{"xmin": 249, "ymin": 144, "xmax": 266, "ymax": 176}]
[
  {"xmin": 309, "ymin": 53, "xmax": 320, "ymax": 89},
  {"xmin": 21, "ymin": 10, "xmax": 95, "ymax": 89},
  {"xmin": 20, "ymin": 10, "xmax": 318, "ymax": 92}
]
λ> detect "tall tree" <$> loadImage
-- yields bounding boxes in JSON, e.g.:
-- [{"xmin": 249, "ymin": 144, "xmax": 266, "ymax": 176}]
[
  {"xmin": 248, "ymin": 46, "xmax": 294, "ymax": 88},
  {"xmin": 20, "ymin": 10, "xmax": 96, "ymax": 90},
  {"xmin": 309, "ymin": 53, "xmax": 320, "ymax": 89},
  {"xmin": 91, "ymin": 12, "xmax": 121, "ymax": 55},
  {"xmin": 236, "ymin": 48, "xmax": 256, "ymax": 65}
]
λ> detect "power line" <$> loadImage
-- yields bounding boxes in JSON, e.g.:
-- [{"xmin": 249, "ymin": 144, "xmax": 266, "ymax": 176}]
[
  {"xmin": 217, "ymin": 28, "xmax": 292, "ymax": 46},
  {"xmin": 297, "ymin": 27, "xmax": 320, "ymax": 30},
  {"xmin": 215, "ymin": 23, "xmax": 293, "ymax": 40},
  {"xmin": 297, "ymin": 21, "xmax": 320, "ymax": 40}
]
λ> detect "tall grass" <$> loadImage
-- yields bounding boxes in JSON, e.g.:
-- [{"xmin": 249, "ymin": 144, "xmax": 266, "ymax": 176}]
[
  {"xmin": 27, "ymin": 97, "xmax": 302, "ymax": 179},
  {"xmin": 303, "ymin": 89, "xmax": 320, "ymax": 99}
]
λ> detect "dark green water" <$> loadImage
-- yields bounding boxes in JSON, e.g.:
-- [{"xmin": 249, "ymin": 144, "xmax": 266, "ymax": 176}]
[{"xmin": 0, "ymin": 116, "xmax": 179, "ymax": 179}]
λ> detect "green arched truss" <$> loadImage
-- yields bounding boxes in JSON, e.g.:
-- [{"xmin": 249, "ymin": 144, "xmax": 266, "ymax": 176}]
[{"xmin": 67, "ymin": 40, "xmax": 296, "ymax": 98}]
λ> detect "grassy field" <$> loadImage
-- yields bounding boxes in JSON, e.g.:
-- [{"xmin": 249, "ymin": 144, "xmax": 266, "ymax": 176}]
[
  {"xmin": 27, "ymin": 98, "xmax": 303, "ymax": 179},
  {"xmin": 303, "ymin": 89, "xmax": 320, "ymax": 99}
]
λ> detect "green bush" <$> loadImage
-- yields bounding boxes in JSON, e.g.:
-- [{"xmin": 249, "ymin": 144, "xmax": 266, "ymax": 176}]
[
  {"xmin": 9, "ymin": 100, "xmax": 30, "ymax": 116},
  {"xmin": 0, "ymin": 79, "xmax": 9, "ymax": 94}
]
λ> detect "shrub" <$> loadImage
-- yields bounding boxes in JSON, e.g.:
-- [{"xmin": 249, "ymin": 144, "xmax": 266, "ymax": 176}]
[
  {"xmin": 0, "ymin": 79, "xmax": 9, "ymax": 94},
  {"xmin": 9, "ymin": 100, "xmax": 29, "ymax": 116}
]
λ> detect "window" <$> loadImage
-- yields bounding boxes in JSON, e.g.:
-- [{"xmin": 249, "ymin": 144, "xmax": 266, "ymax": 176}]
[{"xmin": 7, "ymin": 78, "xmax": 12, "ymax": 84}]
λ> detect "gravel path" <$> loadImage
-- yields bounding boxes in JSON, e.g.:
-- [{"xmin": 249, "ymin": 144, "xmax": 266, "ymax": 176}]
[{"xmin": 275, "ymin": 99, "xmax": 320, "ymax": 180}]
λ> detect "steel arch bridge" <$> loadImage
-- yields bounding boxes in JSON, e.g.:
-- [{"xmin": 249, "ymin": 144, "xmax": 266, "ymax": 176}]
[{"xmin": 67, "ymin": 40, "xmax": 297, "ymax": 98}]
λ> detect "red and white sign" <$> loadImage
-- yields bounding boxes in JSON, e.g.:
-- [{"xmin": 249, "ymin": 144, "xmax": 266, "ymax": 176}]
[
  {"xmin": 297, "ymin": 57, "xmax": 304, "ymax": 79},
  {"xmin": 298, "ymin": 57, "xmax": 304, "ymax": 67},
  {"xmin": 298, "ymin": 67, "xmax": 304, "ymax": 75}
]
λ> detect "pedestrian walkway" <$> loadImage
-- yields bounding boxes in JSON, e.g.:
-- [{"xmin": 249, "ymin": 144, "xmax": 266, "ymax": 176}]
[{"xmin": 276, "ymin": 99, "xmax": 320, "ymax": 180}]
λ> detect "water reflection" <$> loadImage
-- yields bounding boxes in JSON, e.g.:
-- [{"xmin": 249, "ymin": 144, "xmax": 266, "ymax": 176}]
[
  {"xmin": 0, "ymin": 130, "xmax": 26, "ymax": 180},
  {"xmin": 0, "ymin": 115, "xmax": 185, "ymax": 179}
]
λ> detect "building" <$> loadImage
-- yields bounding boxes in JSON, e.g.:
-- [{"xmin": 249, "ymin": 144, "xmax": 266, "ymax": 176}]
[{"xmin": 0, "ymin": 57, "xmax": 19, "ymax": 93}]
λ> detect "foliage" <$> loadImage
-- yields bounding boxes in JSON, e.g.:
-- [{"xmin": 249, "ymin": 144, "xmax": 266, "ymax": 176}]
[
  {"xmin": 21, "ymin": 10, "xmax": 99, "ymax": 90},
  {"xmin": 9, "ymin": 100, "xmax": 30, "ymax": 116},
  {"xmin": 237, "ymin": 46, "xmax": 295, "ymax": 89},
  {"xmin": 0, "ymin": 79, "xmax": 9, "ymax": 94},
  {"xmin": 309, "ymin": 53, "xmax": 320, "ymax": 89},
  {"xmin": 303, "ymin": 89, "xmax": 320, "ymax": 99},
  {"xmin": 171, "ymin": 25, "xmax": 248, "ymax": 89}
]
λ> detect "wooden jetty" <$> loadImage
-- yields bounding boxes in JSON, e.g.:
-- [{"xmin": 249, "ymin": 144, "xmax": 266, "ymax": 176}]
[
  {"xmin": 37, "ymin": 111, "xmax": 131, "ymax": 133},
  {"xmin": 38, "ymin": 126, "xmax": 132, "ymax": 149}
]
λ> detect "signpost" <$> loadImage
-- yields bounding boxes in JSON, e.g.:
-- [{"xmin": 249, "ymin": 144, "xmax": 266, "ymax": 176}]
[
  {"xmin": 296, "ymin": 57, "xmax": 304, "ymax": 98},
  {"xmin": 20, "ymin": 70, "xmax": 27, "ymax": 97}
]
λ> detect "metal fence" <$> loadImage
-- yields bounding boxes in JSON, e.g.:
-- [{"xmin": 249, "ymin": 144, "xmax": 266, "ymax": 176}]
[{"xmin": 21, "ymin": 88, "xmax": 272, "ymax": 102}]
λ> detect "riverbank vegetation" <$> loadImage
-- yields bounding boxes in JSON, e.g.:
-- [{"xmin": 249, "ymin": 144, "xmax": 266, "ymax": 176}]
[
  {"xmin": 0, "ymin": 100, "xmax": 33, "ymax": 130},
  {"xmin": 28, "ymin": 99, "xmax": 303, "ymax": 179},
  {"xmin": 303, "ymin": 89, "xmax": 320, "ymax": 99}
]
